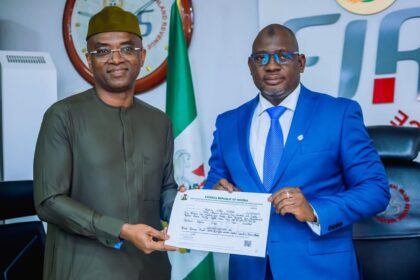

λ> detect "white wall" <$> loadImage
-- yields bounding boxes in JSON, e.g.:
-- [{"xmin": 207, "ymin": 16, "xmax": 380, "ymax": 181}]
[
  {"xmin": 259, "ymin": 0, "xmax": 420, "ymax": 128},
  {"xmin": 0, "ymin": 1, "xmax": 259, "ymax": 279},
  {"xmin": 0, "ymin": 0, "xmax": 259, "ymax": 174}
]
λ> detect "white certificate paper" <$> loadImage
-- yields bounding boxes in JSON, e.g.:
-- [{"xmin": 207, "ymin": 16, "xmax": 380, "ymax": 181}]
[{"xmin": 165, "ymin": 190, "xmax": 271, "ymax": 257}]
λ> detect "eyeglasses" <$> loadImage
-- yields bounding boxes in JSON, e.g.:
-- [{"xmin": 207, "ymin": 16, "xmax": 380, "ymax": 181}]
[
  {"xmin": 88, "ymin": 46, "xmax": 142, "ymax": 61},
  {"xmin": 249, "ymin": 51, "xmax": 299, "ymax": 65}
]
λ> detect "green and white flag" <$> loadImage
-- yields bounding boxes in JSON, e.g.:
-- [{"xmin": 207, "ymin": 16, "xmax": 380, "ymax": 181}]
[{"xmin": 166, "ymin": 1, "xmax": 216, "ymax": 280}]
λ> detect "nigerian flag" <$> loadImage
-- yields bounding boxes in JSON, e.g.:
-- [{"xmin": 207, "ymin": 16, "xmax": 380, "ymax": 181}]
[{"xmin": 166, "ymin": 1, "xmax": 216, "ymax": 280}]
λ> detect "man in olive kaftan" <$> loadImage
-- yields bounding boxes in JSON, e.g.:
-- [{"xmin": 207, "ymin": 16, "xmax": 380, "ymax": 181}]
[{"xmin": 34, "ymin": 6, "xmax": 177, "ymax": 280}]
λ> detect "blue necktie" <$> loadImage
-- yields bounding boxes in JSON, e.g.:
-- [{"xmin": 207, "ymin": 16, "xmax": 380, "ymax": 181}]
[{"xmin": 263, "ymin": 106, "xmax": 287, "ymax": 191}]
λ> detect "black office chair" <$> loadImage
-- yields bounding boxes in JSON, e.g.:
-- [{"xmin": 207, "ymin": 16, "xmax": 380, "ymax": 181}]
[
  {"xmin": 353, "ymin": 126, "xmax": 420, "ymax": 280},
  {"xmin": 0, "ymin": 180, "xmax": 45, "ymax": 280}
]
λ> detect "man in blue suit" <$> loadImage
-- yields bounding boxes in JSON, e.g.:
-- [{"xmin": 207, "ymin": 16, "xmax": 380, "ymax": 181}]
[{"xmin": 204, "ymin": 24, "xmax": 390, "ymax": 280}]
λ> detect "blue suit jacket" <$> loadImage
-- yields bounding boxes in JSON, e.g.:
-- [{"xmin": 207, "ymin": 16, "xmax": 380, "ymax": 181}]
[{"xmin": 204, "ymin": 85, "xmax": 390, "ymax": 280}]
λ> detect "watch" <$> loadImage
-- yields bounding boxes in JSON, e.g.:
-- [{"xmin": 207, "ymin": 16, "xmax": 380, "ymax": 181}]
[{"xmin": 63, "ymin": 0, "xmax": 193, "ymax": 93}]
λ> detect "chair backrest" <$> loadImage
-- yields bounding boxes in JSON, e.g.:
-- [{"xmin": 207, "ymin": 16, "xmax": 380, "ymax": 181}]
[
  {"xmin": 353, "ymin": 126, "xmax": 420, "ymax": 280},
  {"xmin": 0, "ymin": 180, "xmax": 35, "ymax": 220},
  {"xmin": 0, "ymin": 180, "xmax": 45, "ymax": 280}
]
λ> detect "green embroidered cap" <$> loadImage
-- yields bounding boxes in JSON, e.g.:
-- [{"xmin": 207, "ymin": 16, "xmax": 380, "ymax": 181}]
[{"xmin": 86, "ymin": 6, "xmax": 141, "ymax": 40}]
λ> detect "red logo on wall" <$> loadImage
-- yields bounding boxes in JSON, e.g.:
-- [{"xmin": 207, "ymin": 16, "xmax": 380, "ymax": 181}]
[
  {"xmin": 373, "ymin": 77, "xmax": 395, "ymax": 104},
  {"xmin": 375, "ymin": 183, "xmax": 410, "ymax": 224},
  {"xmin": 390, "ymin": 110, "xmax": 420, "ymax": 127}
]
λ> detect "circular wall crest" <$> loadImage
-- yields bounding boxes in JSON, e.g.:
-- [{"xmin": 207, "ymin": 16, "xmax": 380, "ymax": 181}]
[
  {"xmin": 375, "ymin": 183, "xmax": 410, "ymax": 224},
  {"xmin": 336, "ymin": 0, "xmax": 396, "ymax": 15}
]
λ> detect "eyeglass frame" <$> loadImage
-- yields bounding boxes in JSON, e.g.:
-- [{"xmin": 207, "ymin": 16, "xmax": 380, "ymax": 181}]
[
  {"xmin": 87, "ymin": 46, "xmax": 142, "ymax": 61},
  {"xmin": 249, "ymin": 51, "xmax": 300, "ymax": 66}
]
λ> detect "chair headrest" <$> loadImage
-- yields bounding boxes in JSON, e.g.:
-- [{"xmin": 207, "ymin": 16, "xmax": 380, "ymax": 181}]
[{"xmin": 367, "ymin": 126, "xmax": 420, "ymax": 161}]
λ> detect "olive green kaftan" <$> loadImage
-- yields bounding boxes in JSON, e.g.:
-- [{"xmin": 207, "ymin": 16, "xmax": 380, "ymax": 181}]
[{"xmin": 34, "ymin": 89, "xmax": 177, "ymax": 280}]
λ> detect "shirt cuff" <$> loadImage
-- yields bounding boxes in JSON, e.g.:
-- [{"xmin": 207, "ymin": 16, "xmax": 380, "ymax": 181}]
[
  {"xmin": 306, "ymin": 204, "xmax": 321, "ymax": 236},
  {"xmin": 114, "ymin": 239, "xmax": 124, "ymax": 250}
]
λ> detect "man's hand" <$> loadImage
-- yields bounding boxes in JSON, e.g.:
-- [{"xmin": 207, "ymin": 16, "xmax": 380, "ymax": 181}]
[
  {"xmin": 178, "ymin": 185, "xmax": 187, "ymax": 192},
  {"xmin": 120, "ymin": 224, "xmax": 177, "ymax": 254},
  {"xmin": 268, "ymin": 187, "xmax": 316, "ymax": 223},
  {"xmin": 212, "ymin": 178, "xmax": 240, "ymax": 192}
]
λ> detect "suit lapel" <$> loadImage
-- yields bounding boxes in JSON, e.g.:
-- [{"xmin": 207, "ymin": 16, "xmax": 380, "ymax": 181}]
[
  {"xmin": 238, "ymin": 96, "xmax": 267, "ymax": 193},
  {"xmin": 269, "ymin": 86, "xmax": 319, "ymax": 192}
]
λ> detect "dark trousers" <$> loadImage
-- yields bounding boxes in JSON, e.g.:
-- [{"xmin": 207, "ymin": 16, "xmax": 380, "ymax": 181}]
[{"xmin": 266, "ymin": 257, "xmax": 274, "ymax": 280}]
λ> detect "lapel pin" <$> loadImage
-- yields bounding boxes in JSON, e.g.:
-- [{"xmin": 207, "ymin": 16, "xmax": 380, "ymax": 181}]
[{"xmin": 297, "ymin": 134, "xmax": 304, "ymax": 141}]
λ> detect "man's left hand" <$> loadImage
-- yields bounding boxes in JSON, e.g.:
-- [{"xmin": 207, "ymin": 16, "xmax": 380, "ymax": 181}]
[{"xmin": 268, "ymin": 187, "xmax": 316, "ymax": 223}]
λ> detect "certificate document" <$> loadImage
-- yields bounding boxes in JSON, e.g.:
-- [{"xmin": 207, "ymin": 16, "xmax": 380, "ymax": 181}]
[{"xmin": 165, "ymin": 189, "xmax": 271, "ymax": 257}]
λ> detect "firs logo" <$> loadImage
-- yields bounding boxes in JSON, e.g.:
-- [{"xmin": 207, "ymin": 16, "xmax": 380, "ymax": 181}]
[{"xmin": 285, "ymin": 7, "xmax": 420, "ymax": 104}]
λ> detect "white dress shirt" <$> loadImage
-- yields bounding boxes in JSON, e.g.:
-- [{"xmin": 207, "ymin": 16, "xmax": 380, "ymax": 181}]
[{"xmin": 249, "ymin": 84, "xmax": 321, "ymax": 235}]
